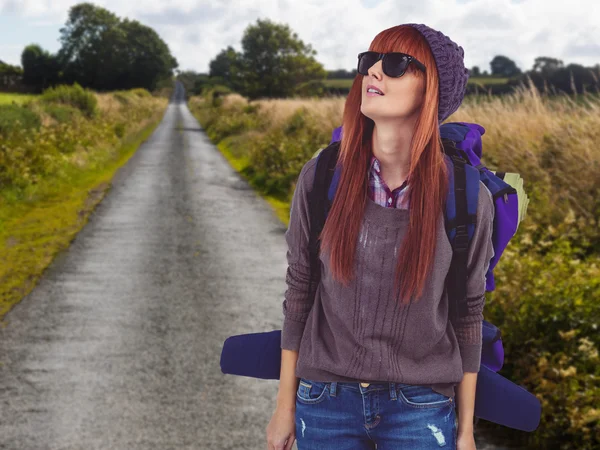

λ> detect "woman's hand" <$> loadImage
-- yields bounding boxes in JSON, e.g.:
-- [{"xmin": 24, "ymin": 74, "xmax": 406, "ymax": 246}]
[
  {"xmin": 457, "ymin": 431, "xmax": 477, "ymax": 450},
  {"xmin": 266, "ymin": 405, "xmax": 296, "ymax": 450}
]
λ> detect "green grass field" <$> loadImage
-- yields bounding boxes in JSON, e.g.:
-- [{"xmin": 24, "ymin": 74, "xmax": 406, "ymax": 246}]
[{"xmin": 0, "ymin": 93, "xmax": 38, "ymax": 105}]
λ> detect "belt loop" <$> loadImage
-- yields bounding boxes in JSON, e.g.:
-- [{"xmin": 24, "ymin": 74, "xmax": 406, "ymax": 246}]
[
  {"xmin": 389, "ymin": 382, "xmax": 397, "ymax": 401},
  {"xmin": 329, "ymin": 382, "xmax": 337, "ymax": 397}
]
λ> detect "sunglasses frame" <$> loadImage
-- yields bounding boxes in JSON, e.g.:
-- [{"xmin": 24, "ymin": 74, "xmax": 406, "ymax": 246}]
[{"xmin": 357, "ymin": 51, "xmax": 426, "ymax": 78}]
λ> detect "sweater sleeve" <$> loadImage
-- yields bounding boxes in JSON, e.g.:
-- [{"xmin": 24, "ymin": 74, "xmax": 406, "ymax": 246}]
[
  {"xmin": 281, "ymin": 158, "xmax": 318, "ymax": 351},
  {"xmin": 453, "ymin": 180, "xmax": 496, "ymax": 373}
]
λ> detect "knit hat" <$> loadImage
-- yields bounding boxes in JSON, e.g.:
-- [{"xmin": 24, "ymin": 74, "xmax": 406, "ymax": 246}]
[{"xmin": 404, "ymin": 23, "xmax": 470, "ymax": 123}]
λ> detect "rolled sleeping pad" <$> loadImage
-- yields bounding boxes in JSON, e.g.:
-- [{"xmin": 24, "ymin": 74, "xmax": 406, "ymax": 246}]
[
  {"xmin": 220, "ymin": 328, "xmax": 540, "ymax": 432},
  {"xmin": 482, "ymin": 320, "xmax": 504, "ymax": 372}
]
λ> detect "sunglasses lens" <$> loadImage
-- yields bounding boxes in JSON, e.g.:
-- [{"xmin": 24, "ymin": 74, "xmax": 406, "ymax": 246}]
[
  {"xmin": 385, "ymin": 53, "xmax": 410, "ymax": 77},
  {"xmin": 358, "ymin": 52, "xmax": 379, "ymax": 75},
  {"xmin": 358, "ymin": 52, "xmax": 412, "ymax": 77}
]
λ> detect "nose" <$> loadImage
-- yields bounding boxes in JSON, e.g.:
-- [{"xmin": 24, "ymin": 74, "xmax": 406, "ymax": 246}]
[{"xmin": 367, "ymin": 60, "xmax": 383, "ymax": 80}]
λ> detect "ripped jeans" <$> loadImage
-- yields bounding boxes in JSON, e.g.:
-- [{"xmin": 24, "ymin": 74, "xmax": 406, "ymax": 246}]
[{"xmin": 295, "ymin": 378, "xmax": 457, "ymax": 449}]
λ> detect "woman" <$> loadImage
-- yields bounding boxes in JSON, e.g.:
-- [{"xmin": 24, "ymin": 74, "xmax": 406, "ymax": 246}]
[{"xmin": 267, "ymin": 23, "xmax": 494, "ymax": 450}]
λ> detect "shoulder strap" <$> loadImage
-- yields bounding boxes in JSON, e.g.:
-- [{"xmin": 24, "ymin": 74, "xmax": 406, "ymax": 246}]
[
  {"xmin": 442, "ymin": 138, "xmax": 484, "ymax": 324},
  {"xmin": 307, "ymin": 141, "xmax": 340, "ymax": 297},
  {"xmin": 442, "ymin": 141, "xmax": 471, "ymax": 325}
]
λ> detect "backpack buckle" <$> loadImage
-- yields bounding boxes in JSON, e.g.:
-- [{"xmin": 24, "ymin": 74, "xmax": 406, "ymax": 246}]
[
  {"xmin": 450, "ymin": 154, "xmax": 466, "ymax": 165},
  {"xmin": 453, "ymin": 224, "xmax": 469, "ymax": 252}
]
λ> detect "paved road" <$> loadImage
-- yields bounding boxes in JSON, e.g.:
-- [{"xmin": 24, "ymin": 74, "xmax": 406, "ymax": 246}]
[
  {"xmin": 0, "ymin": 82, "xmax": 509, "ymax": 450},
  {"xmin": 0, "ymin": 82, "xmax": 289, "ymax": 449}
]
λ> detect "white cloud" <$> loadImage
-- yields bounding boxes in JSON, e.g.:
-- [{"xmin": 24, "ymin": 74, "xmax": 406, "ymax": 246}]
[{"xmin": 0, "ymin": 0, "xmax": 598, "ymax": 73}]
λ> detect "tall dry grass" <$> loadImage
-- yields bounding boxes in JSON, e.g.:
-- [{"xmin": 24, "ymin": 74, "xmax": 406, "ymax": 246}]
[{"xmin": 243, "ymin": 78, "xmax": 600, "ymax": 224}]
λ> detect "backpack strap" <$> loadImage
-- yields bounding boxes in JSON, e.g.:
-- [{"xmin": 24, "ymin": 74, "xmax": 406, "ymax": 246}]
[
  {"xmin": 442, "ymin": 138, "xmax": 482, "ymax": 324},
  {"xmin": 444, "ymin": 146, "xmax": 471, "ymax": 325},
  {"xmin": 307, "ymin": 141, "xmax": 340, "ymax": 298}
]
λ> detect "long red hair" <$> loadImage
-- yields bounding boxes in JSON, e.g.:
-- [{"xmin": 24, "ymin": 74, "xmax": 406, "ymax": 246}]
[{"xmin": 319, "ymin": 24, "xmax": 449, "ymax": 305}]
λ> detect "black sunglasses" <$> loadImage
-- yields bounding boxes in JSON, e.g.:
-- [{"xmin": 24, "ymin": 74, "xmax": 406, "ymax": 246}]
[{"xmin": 357, "ymin": 51, "xmax": 426, "ymax": 78}]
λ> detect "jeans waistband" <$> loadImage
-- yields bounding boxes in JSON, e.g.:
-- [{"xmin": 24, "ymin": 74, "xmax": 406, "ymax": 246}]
[{"xmin": 328, "ymin": 381, "xmax": 412, "ymax": 399}]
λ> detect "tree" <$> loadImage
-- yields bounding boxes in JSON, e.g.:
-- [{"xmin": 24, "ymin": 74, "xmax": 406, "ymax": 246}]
[
  {"xmin": 327, "ymin": 68, "xmax": 356, "ymax": 79},
  {"xmin": 57, "ymin": 3, "xmax": 120, "ymax": 87},
  {"xmin": 21, "ymin": 44, "xmax": 60, "ymax": 90},
  {"xmin": 209, "ymin": 46, "xmax": 245, "ymax": 93},
  {"xmin": 0, "ymin": 61, "xmax": 24, "ymax": 89},
  {"xmin": 470, "ymin": 66, "xmax": 481, "ymax": 77},
  {"xmin": 229, "ymin": 18, "xmax": 327, "ymax": 99},
  {"xmin": 490, "ymin": 55, "xmax": 522, "ymax": 77},
  {"xmin": 117, "ymin": 18, "xmax": 179, "ymax": 91},
  {"xmin": 57, "ymin": 2, "xmax": 177, "ymax": 91},
  {"xmin": 532, "ymin": 57, "xmax": 564, "ymax": 76}
]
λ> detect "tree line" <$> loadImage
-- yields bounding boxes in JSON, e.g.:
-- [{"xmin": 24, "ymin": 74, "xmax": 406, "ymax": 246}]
[
  {"xmin": 3, "ymin": 2, "xmax": 178, "ymax": 93},
  {"xmin": 2, "ymin": 12, "xmax": 599, "ymax": 98},
  {"xmin": 177, "ymin": 19, "xmax": 600, "ymax": 99}
]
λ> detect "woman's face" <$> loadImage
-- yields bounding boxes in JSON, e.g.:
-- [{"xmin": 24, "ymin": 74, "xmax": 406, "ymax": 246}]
[{"xmin": 360, "ymin": 55, "xmax": 426, "ymax": 123}]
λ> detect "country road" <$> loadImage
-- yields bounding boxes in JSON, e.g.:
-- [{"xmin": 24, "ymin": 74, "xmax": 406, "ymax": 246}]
[
  {"xmin": 0, "ymin": 82, "xmax": 512, "ymax": 450},
  {"xmin": 0, "ymin": 82, "xmax": 290, "ymax": 449}
]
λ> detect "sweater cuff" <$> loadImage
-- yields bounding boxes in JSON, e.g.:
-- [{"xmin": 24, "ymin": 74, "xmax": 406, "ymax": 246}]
[
  {"xmin": 459, "ymin": 343, "xmax": 482, "ymax": 373},
  {"xmin": 280, "ymin": 317, "xmax": 306, "ymax": 351}
]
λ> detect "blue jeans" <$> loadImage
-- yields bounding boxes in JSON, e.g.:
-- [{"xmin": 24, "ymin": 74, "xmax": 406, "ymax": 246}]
[{"xmin": 295, "ymin": 378, "xmax": 457, "ymax": 449}]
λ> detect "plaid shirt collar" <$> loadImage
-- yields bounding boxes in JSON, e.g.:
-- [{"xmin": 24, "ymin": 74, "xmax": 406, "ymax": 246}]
[{"xmin": 368, "ymin": 155, "xmax": 409, "ymax": 209}]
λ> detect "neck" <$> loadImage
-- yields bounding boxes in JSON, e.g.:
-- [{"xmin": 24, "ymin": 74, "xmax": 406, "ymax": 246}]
[{"xmin": 371, "ymin": 118, "xmax": 417, "ymax": 189}]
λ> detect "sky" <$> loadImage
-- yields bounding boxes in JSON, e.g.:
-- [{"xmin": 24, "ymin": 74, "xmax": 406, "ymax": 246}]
[{"xmin": 0, "ymin": 0, "xmax": 599, "ymax": 74}]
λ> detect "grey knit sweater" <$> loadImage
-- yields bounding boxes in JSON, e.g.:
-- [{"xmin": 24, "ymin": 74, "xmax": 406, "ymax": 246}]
[{"xmin": 281, "ymin": 156, "xmax": 495, "ymax": 398}]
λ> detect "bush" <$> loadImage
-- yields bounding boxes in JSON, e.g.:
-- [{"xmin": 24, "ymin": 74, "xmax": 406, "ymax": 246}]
[
  {"xmin": 41, "ymin": 83, "xmax": 98, "ymax": 118},
  {"xmin": 0, "ymin": 104, "xmax": 41, "ymax": 136},
  {"xmin": 204, "ymin": 102, "xmax": 268, "ymax": 143},
  {"xmin": 483, "ymin": 213, "xmax": 600, "ymax": 449},
  {"xmin": 113, "ymin": 91, "xmax": 131, "ymax": 105},
  {"xmin": 42, "ymin": 104, "xmax": 81, "ymax": 124},
  {"xmin": 246, "ymin": 109, "xmax": 329, "ymax": 197},
  {"xmin": 130, "ymin": 88, "xmax": 151, "ymax": 98},
  {"xmin": 114, "ymin": 122, "xmax": 126, "ymax": 138}
]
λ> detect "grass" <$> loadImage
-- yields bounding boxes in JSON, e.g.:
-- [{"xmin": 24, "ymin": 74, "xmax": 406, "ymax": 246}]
[
  {"xmin": 0, "ymin": 92, "xmax": 37, "ymax": 105},
  {"xmin": 0, "ymin": 97, "xmax": 167, "ymax": 321}
]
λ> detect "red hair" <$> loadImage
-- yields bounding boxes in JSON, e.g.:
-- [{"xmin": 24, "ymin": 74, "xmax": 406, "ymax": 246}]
[{"xmin": 319, "ymin": 24, "xmax": 449, "ymax": 305}]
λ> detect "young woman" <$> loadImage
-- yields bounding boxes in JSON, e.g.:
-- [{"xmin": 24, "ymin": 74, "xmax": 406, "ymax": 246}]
[{"xmin": 267, "ymin": 23, "xmax": 494, "ymax": 450}]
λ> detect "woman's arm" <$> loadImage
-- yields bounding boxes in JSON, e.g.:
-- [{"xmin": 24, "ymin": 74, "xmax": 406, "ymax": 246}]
[
  {"xmin": 276, "ymin": 349, "xmax": 300, "ymax": 411},
  {"xmin": 452, "ymin": 181, "xmax": 495, "ymax": 435},
  {"xmin": 278, "ymin": 160, "xmax": 318, "ymax": 408},
  {"xmin": 456, "ymin": 371, "xmax": 477, "ymax": 435},
  {"xmin": 281, "ymin": 159, "xmax": 317, "ymax": 350}
]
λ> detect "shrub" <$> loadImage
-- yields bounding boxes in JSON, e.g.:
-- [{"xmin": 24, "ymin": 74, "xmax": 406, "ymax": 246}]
[
  {"xmin": 41, "ymin": 83, "xmax": 98, "ymax": 118},
  {"xmin": 483, "ymin": 213, "xmax": 600, "ymax": 449},
  {"xmin": 113, "ymin": 92, "xmax": 131, "ymax": 105},
  {"xmin": 129, "ymin": 88, "xmax": 151, "ymax": 98},
  {"xmin": 42, "ymin": 104, "xmax": 81, "ymax": 124},
  {"xmin": 0, "ymin": 104, "xmax": 41, "ymax": 136},
  {"xmin": 114, "ymin": 122, "xmax": 126, "ymax": 138}
]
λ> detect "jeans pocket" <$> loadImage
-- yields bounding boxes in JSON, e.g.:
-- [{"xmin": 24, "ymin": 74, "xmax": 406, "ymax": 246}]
[
  {"xmin": 397, "ymin": 384, "xmax": 453, "ymax": 409},
  {"xmin": 296, "ymin": 378, "xmax": 330, "ymax": 405}
]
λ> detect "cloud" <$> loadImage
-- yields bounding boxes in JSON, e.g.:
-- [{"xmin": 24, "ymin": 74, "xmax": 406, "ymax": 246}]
[{"xmin": 0, "ymin": 0, "xmax": 597, "ymax": 72}]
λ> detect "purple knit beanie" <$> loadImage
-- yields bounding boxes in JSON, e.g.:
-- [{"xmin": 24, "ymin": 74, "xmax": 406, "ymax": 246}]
[{"xmin": 404, "ymin": 23, "xmax": 470, "ymax": 124}]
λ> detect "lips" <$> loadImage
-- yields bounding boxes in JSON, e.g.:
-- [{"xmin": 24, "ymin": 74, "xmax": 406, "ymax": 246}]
[{"xmin": 366, "ymin": 84, "xmax": 384, "ymax": 95}]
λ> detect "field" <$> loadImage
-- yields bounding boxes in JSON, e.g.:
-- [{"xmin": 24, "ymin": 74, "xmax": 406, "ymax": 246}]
[{"xmin": 0, "ymin": 92, "xmax": 38, "ymax": 105}]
